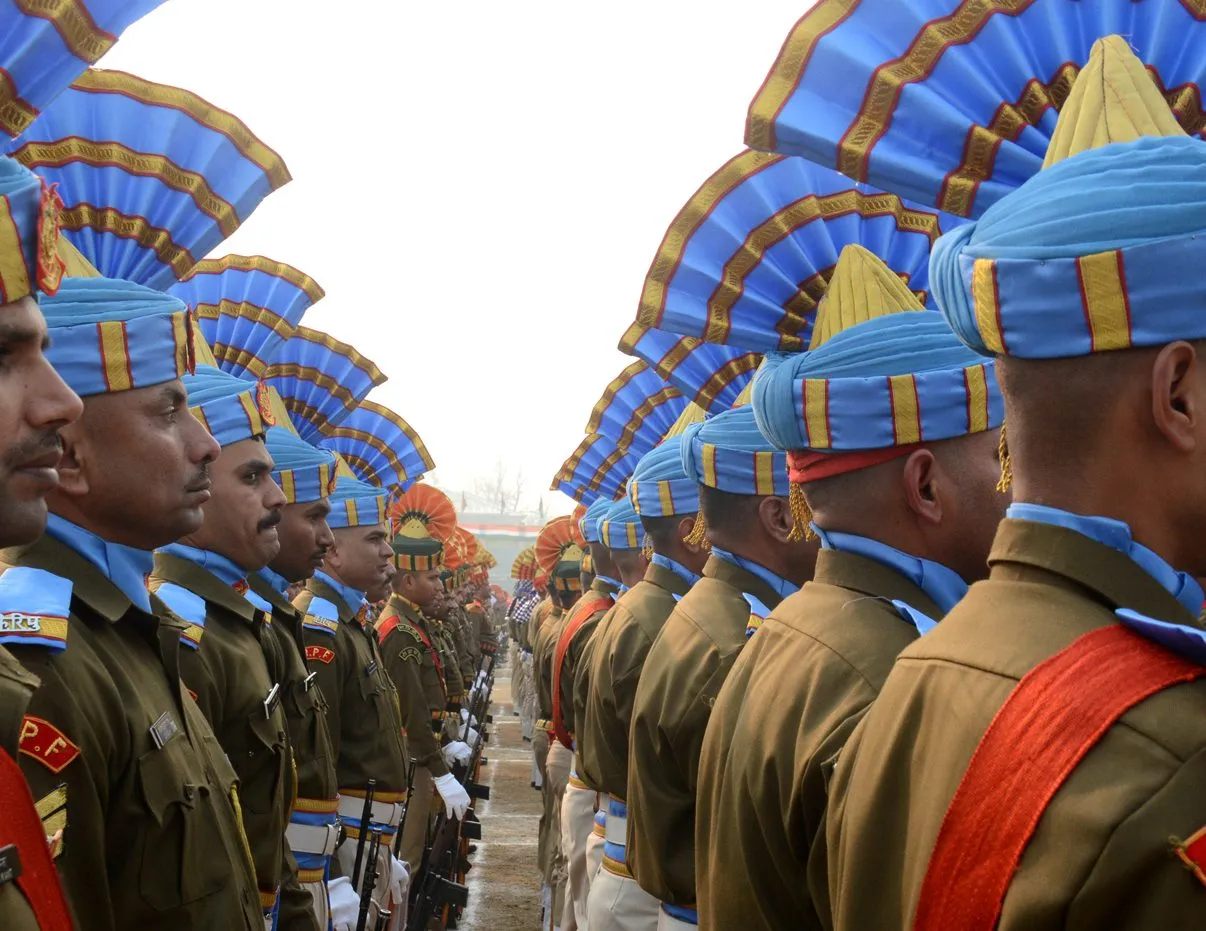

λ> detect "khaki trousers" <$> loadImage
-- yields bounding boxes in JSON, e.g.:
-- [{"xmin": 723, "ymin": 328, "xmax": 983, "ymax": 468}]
[
  {"xmin": 587, "ymin": 864, "xmax": 660, "ymax": 931},
  {"xmin": 398, "ymin": 765, "xmax": 434, "ymax": 869},
  {"xmin": 545, "ymin": 742, "xmax": 574, "ymax": 928},
  {"xmin": 561, "ymin": 780, "xmax": 596, "ymax": 931}
]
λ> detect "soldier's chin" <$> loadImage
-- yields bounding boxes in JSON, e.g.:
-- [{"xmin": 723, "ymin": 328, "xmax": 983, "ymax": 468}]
[{"xmin": 0, "ymin": 497, "xmax": 48, "ymax": 549}]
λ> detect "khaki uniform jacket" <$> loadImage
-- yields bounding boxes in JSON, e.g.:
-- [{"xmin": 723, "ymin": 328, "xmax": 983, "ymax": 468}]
[
  {"xmin": 432, "ymin": 619, "xmax": 465, "ymax": 708},
  {"xmin": 0, "ymin": 646, "xmax": 53, "ymax": 930},
  {"xmin": 376, "ymin": 595, "xmax": 450, "ymax": 777},
  {"xmin": 150, "ymin": 553, "xmax": 294, "ymax": 915},
  {"xmin": 562, "ymin": 578, "xmax": 617, "ymax": 765},
  {"xmin": 2, "ymin": 535, "xmax": 261, "ymax": 930},
  {"xmin": 533, "ymin": 606, "xmax": 566, "ymax": 721},
  {"xmin": 579, "ymin": 562, "xmax": 691, "ymax": 800},
  {"xmin": 293, "ymin": 578, "xmax": 409, "ymax": 796},
  {"xmin": 696, "ymin": 549, "xmax": 938, "ymax": 931},
  {"xmin": 827, "ymin": 518, "xmax": 1206, "ymax": 930},
  {"xmin": 627, "ymin": 555, "xmax": 786, "ymax": 906}
]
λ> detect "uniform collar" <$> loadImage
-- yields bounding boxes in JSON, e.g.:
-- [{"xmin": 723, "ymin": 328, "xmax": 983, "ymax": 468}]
[
  {"xmin": 257, "ymin": 564, "xmax": 291, "ymax": 597},
  {"xmin": 594, "ymin": 575, "xmax": 622, "ymax": 595},
  {"xmin": 648, "ymin": 554, "xmax": 700, "ymax": 601},
  {"xmin": 813, "ymin": 527, "xmax": 968, "ymax": 614},
  {"xmin": 710, "ymin": 547, "xmax": 798, "ymax": 605},
  {"xmin": 153, "ymin": 545, "xmax": 260, "ymax": 622},
  {"xmin": 45, "ymin": 514, "xmax": 153, "ymax": 612},
  {"xmin": 313, "ymin": 569, "xmax": 368, "ymax": 620},
  {"xmin": 1006, "ymin": 504, "xmax": 1204, "ymax": 618}
]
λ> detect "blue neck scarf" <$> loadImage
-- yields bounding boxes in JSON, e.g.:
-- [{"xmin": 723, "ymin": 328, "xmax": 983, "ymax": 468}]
[
  {"xmin": 1009, "ymin": 504, "xmax": 1204, "ymax": 617},
  {"xmin": 596, "ymin": 574, "xmax": 622, "ymax": 593},
  {"xmin": 651, "ymin": 554, "xmax": 701, "ymax": 602},
  {"xmin": 314, "ymin": 569, "xmax": 367, "ymax": 615},
  {"xmin": 711, "ymin": 547, "xmax": 799, "ymax": 627},
  {"xmin": 158, "ymin": 542, "xmax": 247, "ymax": 587},
  {"xmin": 46, "ymin": 514, "xmax": 154, "ymax": 612},
  {"xmin": 813, "ymin": 526, "xmax": 969, "ymax": 614},
  {"xmin": 257, "ymin": 565, "xmax": 291, "ymax": 597}
]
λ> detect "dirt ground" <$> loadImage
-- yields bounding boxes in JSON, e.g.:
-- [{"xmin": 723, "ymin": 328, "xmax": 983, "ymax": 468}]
[{"xmin": 459, "ymin": 655, "xmax": 542, "ymax": 931}]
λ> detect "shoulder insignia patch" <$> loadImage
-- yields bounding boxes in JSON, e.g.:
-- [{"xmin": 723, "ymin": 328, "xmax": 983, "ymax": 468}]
[
  {"xmin": 151, "ymin": 581, "xmax": 208, "ymax": 627},
  {"xmin": 400, "ymin": 624, "xmax": 424, "ymax": 644},
  {"xmin": 19, "ymin": 716, "xmax": 80, "ymax": 774},
  {"xmin": 302, "ymin": 597, "xmax": 340, "ymax": 637},
  {"xmin": 1174, "ymin": 826, "xmax": 1206, "ymax": 887},
  {"xmin": 0, "ymin": 566, "xmax": 72, "ymax": 651},
  {"xmin": 305, "ymin": 644, "xmax": 335, "ymax": 665},
  {"xmin": 399, "ymin": 646, "xmax": 422, "ymax": 664},
  {"xmin": 179, "ymin": 623, "xmax": 204, "ymax": 651}
]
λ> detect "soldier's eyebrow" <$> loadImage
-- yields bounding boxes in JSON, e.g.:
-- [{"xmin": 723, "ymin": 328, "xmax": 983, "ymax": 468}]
[
  {"xmin": 0, "ymin": 319, "xmax": 46, "ymax": 349},
  {"xmin": 161, "ymin": 384, "xmax": 188, "ymax": 408}
]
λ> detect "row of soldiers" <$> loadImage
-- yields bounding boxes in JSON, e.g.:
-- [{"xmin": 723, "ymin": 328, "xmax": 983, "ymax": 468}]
[
  {"xmin": 515, "ymin": 32, "xmax": 1206, "ymax": 931},
  {"xmin": 0, "ymin": 148, "xmax": 500, "ymax": 929}
]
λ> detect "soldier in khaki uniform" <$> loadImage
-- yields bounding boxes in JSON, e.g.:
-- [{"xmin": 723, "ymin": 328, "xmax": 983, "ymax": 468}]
[
  {"xmin": 580, "ymin": 436, "xmax": 705, "ymax": 931},
  {"xmin": 0, "ymin": 157, "xmax": 85, "ymax": 930},
  {"xmin": 375, "ymin": 483, "xmax": 471, "ymax": 869},
  {"xmin": 148, "ymin": 365, "xmax": 305, "ymax": 929},
  {"xmin": 825, "ymin": 39, "xmax": 1206, "ymax": 930},
  {"xmin": 248, "ymin": 427, "xmax": 342, "ymax": 930},
  {"xmin": 4, "ymin": 276, "xmax": 262, "ymax": 930},
  {"xmin": 696, "ymin": 246, "xmax": 1008, "ymax": 931},
  {"xmin": 627, "ymin": 405, "xmax": 817, "ymax": 930},
  {"xmin": 294, "ymin": 476, "xmax": 410, "ymax": 929}
]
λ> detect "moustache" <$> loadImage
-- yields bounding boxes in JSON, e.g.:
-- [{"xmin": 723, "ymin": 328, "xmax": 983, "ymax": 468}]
[
  {"xmin": 257, "ymin": 510, "xmax": 283, "ymax": 532},
  {"xmin": 5, "ymin": 430, "xmax": 63, "ymax": 471}
]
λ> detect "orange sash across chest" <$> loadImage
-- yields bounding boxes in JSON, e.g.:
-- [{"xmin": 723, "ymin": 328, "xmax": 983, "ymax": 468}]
[{"xmin": 550, "ymin": 593, "xmax": 612, "ymax": 749}]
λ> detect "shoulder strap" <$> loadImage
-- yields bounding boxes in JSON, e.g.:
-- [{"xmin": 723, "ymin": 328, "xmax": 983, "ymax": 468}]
[
  {"xmin": 913, "ymin": 624, "xmax": 1206, "ymax": 931},
  {"xmin": 551, "ymin": 593, "xmax": 612, "ymax": 748},
  {"xmin": 0, "ymin": 747, "xmax": 73, "ymax": 928}
]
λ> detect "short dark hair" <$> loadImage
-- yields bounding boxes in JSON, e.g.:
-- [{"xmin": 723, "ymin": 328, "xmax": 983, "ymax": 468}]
[
  {"xmin": 699, "ymin": 485, "xmax": 762, "ymax": 533},
  {"xmin": 639, "ymin": 514, "xmax": 688, "ymax": 552}
]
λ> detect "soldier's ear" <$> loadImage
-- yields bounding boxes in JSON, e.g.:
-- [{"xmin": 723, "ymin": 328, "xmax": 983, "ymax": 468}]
[
  {"xmin": 901, "ymin": 448, "xmax": 942, "ymax": 527},
  {"xmin": 1151, "ymin": 340, "xmax": 1201, "ymax": 453},
  {"xmin": 52, "ymin": 421, "xmax": 89, "ymax": 498}
]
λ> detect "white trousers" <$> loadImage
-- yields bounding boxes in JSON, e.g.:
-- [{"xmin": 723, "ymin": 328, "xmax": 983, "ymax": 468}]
[
  {"xmin": 587, "ymin": 862, "xmax": 660, "ymax": 931},
  {"xmin": 560, "ymin": 781, "xmax": 596, "ymax": 931}
]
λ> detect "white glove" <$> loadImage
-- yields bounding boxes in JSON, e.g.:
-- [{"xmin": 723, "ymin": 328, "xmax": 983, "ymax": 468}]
[
  {"xmin": 464, "ymin": 726, "xmax": 480, "ymax": 746},
  {"xmin": 327, "ymin": 875, "xmax": 359, "ymax": 931},
  {"xmin": 433, "ymin": 771, "xmax": 471, "ymax": 820},
  {"xmin": 389, "ymin": 855, "xmax": 409, "ymax": 906},
  {"xmin": 460, "ymin": 708, "xmax": 479, "ymax": 729},
  {"xmin": 442, "ymin": 740, "xmax": 472, "ymax": 767}
]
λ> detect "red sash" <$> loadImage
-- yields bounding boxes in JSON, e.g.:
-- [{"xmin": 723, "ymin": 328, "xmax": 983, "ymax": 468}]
[
  {"xmin": 0, "ymin": 747, "xmax": 73, "ymax": 929},
  {"xmin": 913, "ymin": 624, "xmax": 1206, "ymax": 931},
  {"xmin": 550, "ymin": 594, "xmax": 612, "ymax": 749}
]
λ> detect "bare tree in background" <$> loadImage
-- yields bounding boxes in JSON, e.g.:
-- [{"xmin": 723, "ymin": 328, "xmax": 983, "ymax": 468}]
[{"xmin": 471, "ymin": 459, "xmax": 526, "ymax": 514}]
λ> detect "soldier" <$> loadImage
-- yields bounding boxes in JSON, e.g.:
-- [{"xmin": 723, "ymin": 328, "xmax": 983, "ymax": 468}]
[
  {"xmin": 825, "ymin": 38, "xmax": 1206, "ymax": 930},
  {"xmin": 0, "ymin": 157, "xmax": 85, "ymax": 930},
  {"xmin": 580, "ymin": 436, "xmax": 705, "ymax": 931},
  {"xmin": 695, "ymin": 245, "xmax": 1008, "ymax": 931},
  {"xmin": 531, "ymin": 517, "xmax": 586, "ymax": 927},
  {"xmin": 3, "ymin": 276, "xmax": 263, "ymax": 930},
  {"xmin": 248, "ymin": 426, "xmax": 342, "ymax": 930},
  {"xmin": 294, "ymin": 476, "xmax": 409, "ymax": 929},
  {"xmin": 561, "ymin": 495, "xmax": 647, "ymax": 928},
  {"xmin": 375, "ymin": 484, "xmax": 471, "ymax": 869},
  {"xmin": 627, "ymin": 404, "xmax": 817, "ymax": 929}
]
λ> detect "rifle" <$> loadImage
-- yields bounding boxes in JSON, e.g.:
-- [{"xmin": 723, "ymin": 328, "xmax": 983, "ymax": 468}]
[
  {"xmin": 393, "ymin": 758, "xmax": 418, "ymax": 860},
  {"xmin": 374, "ymin": 909, "xmax": 391, "ymax": 931},
  {"xmin": 352, "ymin": 779, "xmax": 377, "ymax": 888},
  {"xmin": 355, "ymin": 827, "xmax": 383, "ymax": 931},
  {"xmin": 408, "ymin": 811, "xmax": 468, "ymax": 931}
]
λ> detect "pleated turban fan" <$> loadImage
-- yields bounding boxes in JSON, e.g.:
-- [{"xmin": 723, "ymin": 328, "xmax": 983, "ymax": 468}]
[
  {"xmin": 931, "ymin": 36, "xmax": 1206, "ymax": 361},
  {"xmin": 536, "ymin": 516, "xmax": 587, "ymax": 594},
  {"xmin": 390, "ymin": 484, "xmax": 457, "ymax": 572}
]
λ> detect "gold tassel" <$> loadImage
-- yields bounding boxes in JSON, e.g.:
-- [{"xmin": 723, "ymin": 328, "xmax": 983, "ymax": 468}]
[
  {"xmin": 997, "ymin": 423, "xmax": 1013, "ymax": 493},
  {"xmin": 787, "ymin": 482, "xmax": 817, "ymax": 542},
  {"xmin": 641, "ymin": 535, "xmax": 654, "ymax": 560},
  {"xmin": 684, "ymin": 510, "xmax": 711, "ymax": 551}
]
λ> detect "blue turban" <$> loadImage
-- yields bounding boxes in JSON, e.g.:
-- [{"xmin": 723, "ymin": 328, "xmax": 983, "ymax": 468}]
[
  {"xmin": 42, "ymin": 276, "xmax": 193, "ymax": 396},
  {"xmin": 931, "ymin": 136, "xmax": 1206, "ymax": 359},
  {"xmin": 266, "ymin": 426, "xmax": 337, "ymax": 504},
  {"xmin": 628, "ymin": 435, "xmax": 699, "ymax": 517},
  {"xmin": 183, "ymin": 364, "xmax": 270, "ymax": 448},
  {"xmin": 0, "ymin": 156, "xmax": 62, "ymax": 304},
  {"xmin": 600, "ymin": 495, "xmax": 643, "ymax": 551},
  {"xmin": 326, "ymin": 475, "xmax": 387, "ymax": 529},
  {"xmin": 680, "ymin": 404, "xmax": 789, "ymax": 496},
  {"xmin": 580, "ymin": 496, "xmax": 612, "ymax": 545},
  {"xmin": 753, "ymin": 314, "xmax": 1003, "ymax": 455}
]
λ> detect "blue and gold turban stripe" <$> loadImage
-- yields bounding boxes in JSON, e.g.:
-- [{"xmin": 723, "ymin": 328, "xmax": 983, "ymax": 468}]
[
  {"xmin": 0, "ymin": 156, "xmax": 63, "ymax": 302},
  {"xmin": 7, "ymin": 68, "xmax": 289, "ymax": 289},
  {"xmin": 172, "ymin": 254, "xmax": 322, "ymax": 379},
  {"xmin": 320, "ymin": 400, "xmax": 435, "ymax": 492},
  {"xmin": 264, "ymin": 325, "xmax": 386, "ymax": 444},
  {"xmin": 628, "ymin": 435, "xmax": 699, "ymax": 518},
  {"xmin": 634, "ymin": 149, "xmax": 954, "ymax": 353},
  {"xmin": 553, "ymin": 433, "xmax": 640, "ymax": 504},
  {"xmin": 579, "ymin": 496, "xmax": 613, "ymax": 544},
  {"xmin": 601, "ymin": 497, "xmax": 643, "ymax": 552},
  {"xmin": 618, "ymin": 323, "xmax": 760, "ymax": 414},
  {"xmin": 681, "ymin": 405, "xmax": 789, "ymax": 497},
  {"xmin": 0, "ymin": 0, "xmax": 166, "ymax": 138},
  {"xmin": 326, "ymin": 474, "xmax": 389, "ymax": 530},
  {"xmin": 932, "ymin": 136, "xmax": 1206, "ymax": 360},
  {"xmin": 41, "ymin": 276, "xmax": 193, "ymax": 396},
  {"xmin": 744, "ymin": 0, "xmax": 1206, "ymax": 219},
  {"xmin": 266, "ymin": 427, "xmax": 337, "ymax": 505},
  {"xmin": 184, "ymin": 365, "xmax": 271, "ymax": 448}
]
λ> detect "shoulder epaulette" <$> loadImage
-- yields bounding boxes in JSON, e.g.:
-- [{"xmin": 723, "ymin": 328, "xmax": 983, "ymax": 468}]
[
  {"xmin": 0, "ymin": 566, "xmax": 72, "ymax": 652},
  {"xmin": 301, "ymin": 596, "xmax": 340, "ymax": 637},
  {"xmin": 151, "ymin": 581, "xmax": 208, "ymax": 650}
]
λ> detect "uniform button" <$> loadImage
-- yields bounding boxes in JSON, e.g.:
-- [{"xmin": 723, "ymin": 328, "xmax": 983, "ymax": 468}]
[{"xmin": 184, "ymin": 784, "xmax": 196, "ymax": 801}]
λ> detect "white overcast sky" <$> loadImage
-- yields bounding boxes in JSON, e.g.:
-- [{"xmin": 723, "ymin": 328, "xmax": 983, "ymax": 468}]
[{"xmin": 101, "ymin": 0, "xmax": 810, "ymax": 515}]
